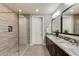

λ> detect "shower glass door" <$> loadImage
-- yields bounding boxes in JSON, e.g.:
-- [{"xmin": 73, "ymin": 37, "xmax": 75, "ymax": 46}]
[{"xmin": 19, "ymin": 14, "xmax": 30, "ymax": 56}]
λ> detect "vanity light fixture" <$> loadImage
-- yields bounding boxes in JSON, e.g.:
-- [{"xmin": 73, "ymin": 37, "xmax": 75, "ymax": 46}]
[{"xmin": 35, "ymin": 9, "xmax": 39, "ymax": 12}]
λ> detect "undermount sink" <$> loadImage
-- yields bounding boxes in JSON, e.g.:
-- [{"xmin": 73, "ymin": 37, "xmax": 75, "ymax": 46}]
[
  {"xmin": 58, "ymin": 36, "xmax": 79, "ymax": 46},
  {"xmin": 55, "ymin": 38, "xmax": 69, "ymax": 43},
  {"xmin": 59, "ymin": 42, "xmax": 75, "ymax": 49}
]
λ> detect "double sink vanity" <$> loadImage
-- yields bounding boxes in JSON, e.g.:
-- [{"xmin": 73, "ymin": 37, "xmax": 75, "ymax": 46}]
[
  {"xmin": 45, "ymin": 34, "xmax": 79, "ymax": 56},
  {"xmin": 46, "ymin": 4, "xmax": 79, "ymax": 56}
]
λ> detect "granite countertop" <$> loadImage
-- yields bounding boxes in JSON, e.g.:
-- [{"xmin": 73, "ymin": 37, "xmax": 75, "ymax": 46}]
[{"xmin": 47, "ymin": 35, "xmax": 79, "ymax": 56}]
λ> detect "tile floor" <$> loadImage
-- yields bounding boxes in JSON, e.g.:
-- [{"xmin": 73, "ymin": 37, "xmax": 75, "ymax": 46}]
[{"xmin": 23, "ymin": 44, "xmax": 50, "ymax": 56}]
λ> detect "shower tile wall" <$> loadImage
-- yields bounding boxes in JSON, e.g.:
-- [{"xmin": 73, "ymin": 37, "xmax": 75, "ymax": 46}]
[{"xmin": 0, "ymin": 4, "xmax": 18, "ymax": 56}]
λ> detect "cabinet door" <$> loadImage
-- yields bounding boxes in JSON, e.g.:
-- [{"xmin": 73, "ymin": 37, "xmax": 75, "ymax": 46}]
[
  {"xmin": 55, "ymin": 45, "xmax": 68, "ymax": 56},
  {"xmin": 45, "ymin": 37, "xmax": 52, "ymax": 55},
  {"xmin": 55, "ymin": 45, "xmax": 63, "ymax": 56},
  {"xmin": 46, "ymin": 37, "xmax": 55, "ymax": 56},
  {"xmin": 51, "ymin": 43, "xmax": 55, "ymax": 56},
  {"xmin": 45, "ymin": 37, "xmax": 50, "ymax": 51},
  {"xmin": 47, "ymin": 39, "xmax": 53, "ymax": 55}
]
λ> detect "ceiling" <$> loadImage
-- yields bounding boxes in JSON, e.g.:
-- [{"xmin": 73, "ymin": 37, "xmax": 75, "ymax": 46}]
[{"xmin": 4, "ymin": 3, "xmax": 60, "ymax": 15}]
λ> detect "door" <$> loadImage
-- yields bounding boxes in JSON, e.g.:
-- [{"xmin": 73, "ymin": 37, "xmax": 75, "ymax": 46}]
[{"xmin": 31, "ymin": 16, "xmax": 43, "ymax": 45}]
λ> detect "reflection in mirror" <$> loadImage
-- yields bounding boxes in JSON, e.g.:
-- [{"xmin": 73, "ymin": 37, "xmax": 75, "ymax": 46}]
[
  {"xmin": 52, "ymin": 16, "xmax": 61, "ymax": 33},
  {"xmin": 62, "ymin": 4, "xmax": 79, "ymax": 34}
]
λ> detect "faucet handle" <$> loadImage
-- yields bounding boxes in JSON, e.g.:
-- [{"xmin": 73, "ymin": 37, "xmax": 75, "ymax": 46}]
[{"xmin": 69, "ymin": 38, "xmax": 75, "ymax": 44}]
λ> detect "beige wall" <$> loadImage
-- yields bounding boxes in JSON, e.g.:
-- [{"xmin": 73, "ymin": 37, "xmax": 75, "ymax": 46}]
[{"xmin": 0, "ymin": 4, "xmax": 18, "ymax": 55}]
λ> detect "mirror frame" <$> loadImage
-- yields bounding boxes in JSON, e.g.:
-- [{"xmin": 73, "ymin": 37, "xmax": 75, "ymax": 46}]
[
  {"xmin": 51, "ymin": 4, "xmax": 79, "ymax": 36},
  {"xmin": 61, "ymin": 4, "xmax": 79, "ymax": 36}
]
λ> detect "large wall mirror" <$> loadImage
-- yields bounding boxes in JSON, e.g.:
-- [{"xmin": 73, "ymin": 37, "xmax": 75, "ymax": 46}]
[
  {"xmin": 62, "ymin": 4, "xmax": 79, "ymax": 35},
  {"xmin": 52, "ymin": 16, "xmax": 61, "ymax": 33}
]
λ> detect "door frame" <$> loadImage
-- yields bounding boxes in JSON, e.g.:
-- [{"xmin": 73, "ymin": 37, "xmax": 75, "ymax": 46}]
[{"xmin": 30, "ymin": 15, "xmax": 44, "ymax": 46}]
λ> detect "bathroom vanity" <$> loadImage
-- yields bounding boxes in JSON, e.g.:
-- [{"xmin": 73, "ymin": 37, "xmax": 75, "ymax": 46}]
[
  {"xmin": 46, "ymin": 3, "xmax": 79, "ymax": 56},
  {"xmin": 45, "ymin": 35, "xmax": 79, "ymax": 56}
]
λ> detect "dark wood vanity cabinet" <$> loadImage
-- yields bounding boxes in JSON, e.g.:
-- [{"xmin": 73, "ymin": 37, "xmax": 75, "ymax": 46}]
[
  {"xmin": 45, "ymin": 36, "xmax": 68, "ymax": 56},
  {"xmin": 55, "ymin": 44, "xmax": 69, "ymax": 56},
  {"xmin": 46, "ymin": 36, "xmax": 55, "ymax": 56}
]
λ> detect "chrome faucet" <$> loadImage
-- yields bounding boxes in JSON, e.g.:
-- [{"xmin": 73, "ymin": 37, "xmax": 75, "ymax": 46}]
[{"xmin": 59, "ymin": 35, "xmax": 79, "ymax": 46}]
